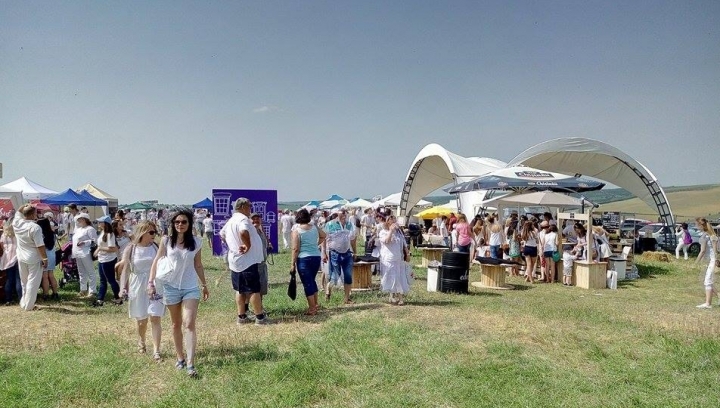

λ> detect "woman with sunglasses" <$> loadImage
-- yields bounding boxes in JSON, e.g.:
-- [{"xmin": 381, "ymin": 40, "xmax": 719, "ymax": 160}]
[
  {"xmin": 119, "ymin": 221, "xmax": 165, "ymax": 360},
  {"xmin": 148, "ymin": 209, "xmax": 209, "ymax": 377}
]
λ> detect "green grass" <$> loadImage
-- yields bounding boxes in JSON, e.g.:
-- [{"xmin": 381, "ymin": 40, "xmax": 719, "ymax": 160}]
[{"xmin": 1, "ymin": 243, "xmax": 720, "ymax": 407}]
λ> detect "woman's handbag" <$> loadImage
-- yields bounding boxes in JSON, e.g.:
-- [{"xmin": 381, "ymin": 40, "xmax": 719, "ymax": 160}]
[
  {"xmin": 287, "ymin": 272, "xmax": 297, "ymax": 300},
  {"xmin": 154, "ymin": 256, "xmax": 177, "ymax": 284}
]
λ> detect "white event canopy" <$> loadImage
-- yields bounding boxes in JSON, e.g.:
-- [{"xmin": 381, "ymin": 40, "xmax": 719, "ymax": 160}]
[{"xmin": 0, "ymin": 177, "xmax": 58, "ymax": 200}]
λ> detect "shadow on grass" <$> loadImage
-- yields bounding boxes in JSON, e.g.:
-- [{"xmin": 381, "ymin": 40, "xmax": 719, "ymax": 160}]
[
  {"xmin": 201, "ymin": 342, "xmax": 285, "ymax": 368},
  {"xmin": 617, "ymin": 280, "xmax": 639, "ymax": 289},
  {"xmin": 636, "ymin": 263, "xmax": 673, "ymax": 278},
  {"xmin": 39, "ymin": 305, "xmax": 101, "ymax": 315},
  {"xmin": 268, "ymin": 302, "xmax": 385, "ymax": 324}
]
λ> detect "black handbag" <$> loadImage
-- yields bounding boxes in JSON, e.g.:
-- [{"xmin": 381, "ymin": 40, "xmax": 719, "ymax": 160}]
[
  {"xmin": 287, "ymin": 272, "xmax": 297, "ymax": 300},
  {"xmin": 90, "ymin": 242, "xmax": 98, "ymax": 261}
]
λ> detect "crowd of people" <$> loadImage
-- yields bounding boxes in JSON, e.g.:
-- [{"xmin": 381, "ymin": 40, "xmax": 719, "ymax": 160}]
[{"xmin": 0, "ymin": 199, "xmax": 718, "ymax": 378}]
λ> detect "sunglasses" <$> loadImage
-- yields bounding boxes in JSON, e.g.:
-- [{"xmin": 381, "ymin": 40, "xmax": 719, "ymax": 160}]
[
  {"xmin": 174, "ymin": 220, "xmax": 189, "ymax": 225},
  {"xmin": 147, "ymin": 231, "xmax": 157, "ymax": 235}
]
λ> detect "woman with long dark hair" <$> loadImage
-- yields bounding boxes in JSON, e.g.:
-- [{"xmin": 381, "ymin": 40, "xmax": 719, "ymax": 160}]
[
  {"xmin": 94, "ymin": 216, "xmax": 122, "ymax": 306},
  {"xmin": 36, "ymin": 212, "xmax": 60, "ymax": 300},
  {"xmin": 148, "ymin": 209, "xmax": 209, "ymax": 377},
  {"xmin": 520, "ymin": 221, "xmax": 538, "ymax": 284}
]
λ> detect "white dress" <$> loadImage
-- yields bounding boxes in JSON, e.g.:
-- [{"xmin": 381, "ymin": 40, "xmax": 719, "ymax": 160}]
[
  {"xmin": 127, "ymin": 244, "xmax": 165, "ymax": 319},
  {"xmin": 378, "ymin": 229, "xmax": 409, "ymax": 294}
]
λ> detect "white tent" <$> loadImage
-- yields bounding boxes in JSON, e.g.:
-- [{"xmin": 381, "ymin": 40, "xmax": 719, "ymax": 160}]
[
  {"xmin": 507, "ymin": 137, "xmax": 674, "ymax": 225},
  {"xmin": 399, "ymin": 143, "xmax": 506, "ymax": 218},
  {"xmin": 0, "ymin": 177, "xmax": 58, "ymax": 200},
  {"xmin": 374, "ymin": 192, "xmax": 431, "ymax": 208},
  {"xmin": 346, "ymin": 198, "xmax": 374, "ymax": 209}
]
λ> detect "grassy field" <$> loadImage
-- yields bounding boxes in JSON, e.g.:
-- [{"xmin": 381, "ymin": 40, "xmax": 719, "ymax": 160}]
[{"xmin": 2, "ymin": 241, "xmax": 720, "ymax": 407}]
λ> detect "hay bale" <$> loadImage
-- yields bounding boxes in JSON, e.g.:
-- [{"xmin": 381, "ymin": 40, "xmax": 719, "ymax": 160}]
[{"xmin": 640, "ymin": 251, "xmax": 670, "ymax": 263}]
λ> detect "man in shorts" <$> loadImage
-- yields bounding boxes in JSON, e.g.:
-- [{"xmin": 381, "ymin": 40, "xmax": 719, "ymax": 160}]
[{"xmin": 224, "ymin": 198, "xmax": 268, "ymax": 325}]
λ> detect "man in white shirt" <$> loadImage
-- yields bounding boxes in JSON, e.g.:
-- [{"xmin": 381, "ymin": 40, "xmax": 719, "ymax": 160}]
[
  {"xmin": 360, "ymin": 208, "xmax": 376, "ymax": 243},
  {"xmin": 224, "ymin": 198, "xmax": 268, "ymax": 325},
  {"xmin": 202, "ymin": 214, "xmax": 214, "ymax": 250},
  {"xmin": 12, "ymin": 204, "xmax": 48, "ymax": 311},
  {"xmin": 280, "ymin": 210, "xmax": 294, "ymax": 251}
]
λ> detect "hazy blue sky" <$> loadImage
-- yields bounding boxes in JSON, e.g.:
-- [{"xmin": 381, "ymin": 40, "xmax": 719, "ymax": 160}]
[{"xmin": 2, "ymin": 1, "xmax": 719, "ymax": 203}]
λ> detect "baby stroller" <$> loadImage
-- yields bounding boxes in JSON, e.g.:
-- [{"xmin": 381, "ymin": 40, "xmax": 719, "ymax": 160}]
[{"xmin": 58, "ymin": 242, "xmax": 79, "ymax": 288}]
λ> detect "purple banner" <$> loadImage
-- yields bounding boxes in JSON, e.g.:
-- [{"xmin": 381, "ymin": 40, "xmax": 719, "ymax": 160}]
[{"xmin": 210, "ymin": 189, "xmax": 278, "ymax": 256}]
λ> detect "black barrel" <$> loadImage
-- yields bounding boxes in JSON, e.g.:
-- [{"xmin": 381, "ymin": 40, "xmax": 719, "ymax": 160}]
[
  {"xmin": 442, "ymin": 251, "xmax": 470, "ymax": 268},
  {"xmin": 438, "ymin": 265, "xmax": 469, "ymax": 294}
]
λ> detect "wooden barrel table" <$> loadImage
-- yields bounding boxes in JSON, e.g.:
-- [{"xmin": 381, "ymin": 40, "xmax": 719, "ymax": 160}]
[
  {"xmin": 352, "ymin": 261, "xmax": 376, "ymax": 291},
  {"xmin": 471, "ymin": 263, "xmax": 514, "ymax": 290},
  {"xmin": 420, "ymin": 247, "xmax": 447, "ymax": 267}
]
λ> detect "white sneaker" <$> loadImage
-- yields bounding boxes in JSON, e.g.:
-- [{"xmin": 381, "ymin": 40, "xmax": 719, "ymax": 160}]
[{"xmin": 696, "ymin": 303, "xmax": 712, "ymax": 309}]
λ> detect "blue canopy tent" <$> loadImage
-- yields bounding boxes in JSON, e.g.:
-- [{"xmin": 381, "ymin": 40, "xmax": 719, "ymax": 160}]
[
  {"xmin": 42, "ymin": 188, "xmax": 108, "ymax": 206},
  {"xmin": 192, "ymin": 198, "xmax": 213, "ymax": 210}
]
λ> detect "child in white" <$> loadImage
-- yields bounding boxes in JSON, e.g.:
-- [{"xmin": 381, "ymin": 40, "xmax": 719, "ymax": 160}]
[{"xmin": 562, "ymin": 245, "xmax": 576, "ymax": 286}]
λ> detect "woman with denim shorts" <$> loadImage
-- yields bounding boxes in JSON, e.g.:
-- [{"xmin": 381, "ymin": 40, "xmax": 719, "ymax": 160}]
[
  {"xmin": 291, "ymin": 209, "xmax": 326, "ymax": 315},
  {"xmin": 148, "ymin": 209, "xmax": 209, "ymax": 377}
]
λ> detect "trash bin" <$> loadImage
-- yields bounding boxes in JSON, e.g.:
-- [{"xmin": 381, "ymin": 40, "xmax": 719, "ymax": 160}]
[{"xmin": 608, "ymin": 257, "xmax": 626, "ymax": 280}]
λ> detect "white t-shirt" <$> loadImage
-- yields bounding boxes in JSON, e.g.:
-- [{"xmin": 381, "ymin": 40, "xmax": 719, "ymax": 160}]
[
  {"xmin": 202, "ymin": 217, "xmax": 213, "ymax": 233},
  {"xmin": 224, "ymin": 212, "xmax": 263, "ymax": 272},
  {"xmin": 12, "ymin": 212, "xmax": 45, "ymax": 264},
  {"xmin": 97, "ymin": 232, "xmax": 118, "ymax": 263},
  {"xmin": 163, "ymin": 236, "xmax": 203, "ymax": 289},
  {"xmin": 72, "ymin": 226, "xmax": 97, "ymax": 259},
  {"xmin": 543, "ymin": 231, "xmax": 558, "ymax": 252}
]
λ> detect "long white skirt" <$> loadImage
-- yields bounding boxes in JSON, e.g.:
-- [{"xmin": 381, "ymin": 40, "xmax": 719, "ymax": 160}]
[{"xmin": 380, "ymin": 259, "xmax": 409, "ymax": 294}]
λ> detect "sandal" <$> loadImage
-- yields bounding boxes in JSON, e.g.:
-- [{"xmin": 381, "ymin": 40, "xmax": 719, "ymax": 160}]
[
  {"xmin": 137, "ymin": 341, "xmax": 146, "ymax": 354},
  {"xmin": 152, "ymin": 352, "xmax": 162, "ymax": 362},
  {"xmin": 187, "ymin": 365, "xmax": 198, "ymax": 378},
  {"xmin": 175, "ymin": 359, "xmax": 186, "ymax": 370},
  {"xmin": 344, "ymin": 298, "xmax": 354, "ymax": 305},
  {"xmin": 325, "ymin": 293, "xmax": 331, "ymax": 301}
]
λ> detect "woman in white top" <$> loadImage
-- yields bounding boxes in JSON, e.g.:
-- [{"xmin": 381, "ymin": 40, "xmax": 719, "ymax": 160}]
[
  {"xmin": 120, "ymin": 221, "xmax": 165, "ymax": 360},
  {"xmin": 675, "ymin": 223, "xmax": 691, "ymax": 260},
  {"xmin": 72, "ymin": 214, "xmax": 97, "ymax": 298},
  {"xmin": 378, "ymin": 214, "xmax": 411, "ymax": 305},
  {"xmin": 695, "ymin": 217, "xmax": 719, "ymax": 309},
  {"xmin": 113, "ymin": 219, "xmax": 132, "ymax": 280},
  {"xmin": 540, "ymin": 224, "xmax": 559, "ymax": 283},
  {"xmin": 520, "ymin": 221, "xmax": 539, "ymax": 284},
  {"xmin": 148, "ymin": 209, "xmax": 209, "ymax": 377},
  {"xmin": 93, "ymin": 216, "xmax": 122, "ymax": 307}
]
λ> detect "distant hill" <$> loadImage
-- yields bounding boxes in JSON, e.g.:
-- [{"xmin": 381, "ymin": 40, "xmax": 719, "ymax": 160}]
[{"xmin": 279, "ymin": 184, "xmax": 720, "ymax": 221}]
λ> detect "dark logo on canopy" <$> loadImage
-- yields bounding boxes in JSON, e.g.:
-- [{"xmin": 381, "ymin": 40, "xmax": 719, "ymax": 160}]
[{"xmin": 515, "ymin": 171, "xmax": 553, "ymax": 178}]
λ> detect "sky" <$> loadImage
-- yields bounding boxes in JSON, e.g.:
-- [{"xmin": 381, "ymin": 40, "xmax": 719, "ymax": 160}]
[{"xmin": 1, "ymin": 1, "xmax": 719, "ymax": 204}]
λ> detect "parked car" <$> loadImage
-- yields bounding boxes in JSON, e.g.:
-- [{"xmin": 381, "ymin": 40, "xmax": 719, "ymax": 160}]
[
  {"xmin": 652, "ymin": 224, "xmax": 703, "ymax": 255},
  {"xmin": 619, "ymin": 219, "xmax": 651, "ymax": 238}
]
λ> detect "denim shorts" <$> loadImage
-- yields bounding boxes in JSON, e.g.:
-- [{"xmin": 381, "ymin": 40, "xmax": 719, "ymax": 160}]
[
  {"xmin": 162, "ymin": 284, "xmax": 201, "ymax": 306},
  {"xmin": 490, "ymin": 245, "xmax": 502, "ymax": 259},
  {"xmin": 523, "ymin": 246, "xmax": 538, "ymax": 257}
]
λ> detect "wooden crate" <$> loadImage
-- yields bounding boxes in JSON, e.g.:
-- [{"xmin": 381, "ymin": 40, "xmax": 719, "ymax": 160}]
[{"xmin": 574, "ymin": 261, "xmax": 607, "ymax": 289}]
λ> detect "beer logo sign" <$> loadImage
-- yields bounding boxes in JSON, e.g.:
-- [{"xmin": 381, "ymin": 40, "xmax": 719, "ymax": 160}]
[{"xmin": 515, "ymin": 171, "xmax": 553, "ymax": 178}]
